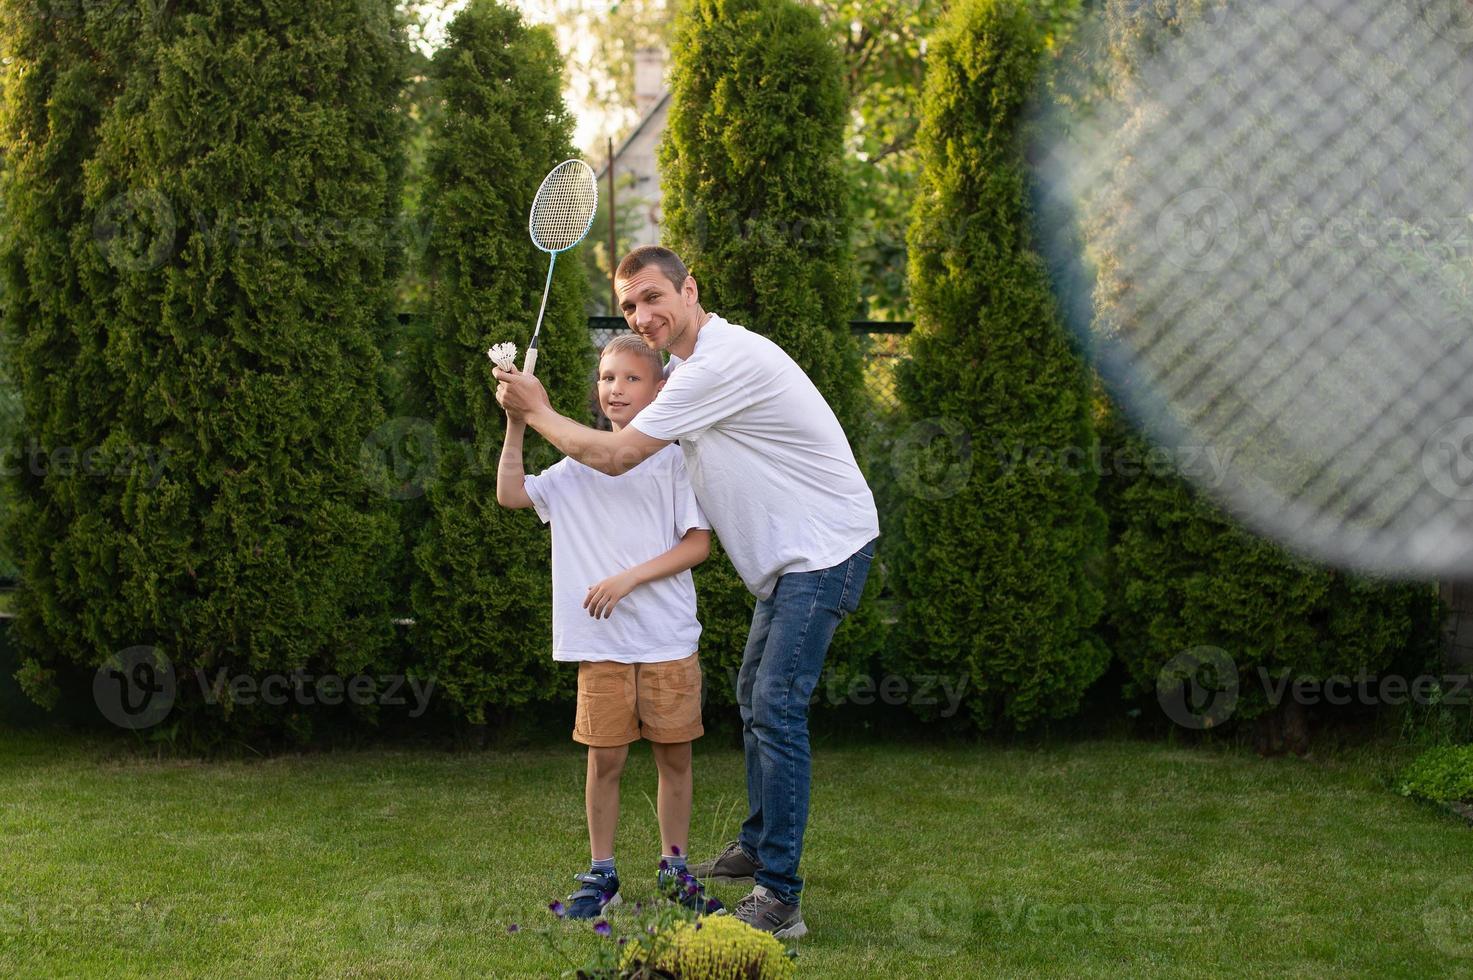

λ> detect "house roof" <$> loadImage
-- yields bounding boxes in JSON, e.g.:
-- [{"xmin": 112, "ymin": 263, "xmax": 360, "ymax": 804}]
[{"xmin": 596, "ymin": 90, "xmax": 671, "ymax": 178}]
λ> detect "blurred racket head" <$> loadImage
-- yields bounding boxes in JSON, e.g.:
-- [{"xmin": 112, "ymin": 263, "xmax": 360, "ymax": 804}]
[
  {"xmin": 1030, "ymin": 0, "xmax": 1473, "ymax": 577},
  {"xmin": 529, "ymin": 159, "xmax": 598, "ymax": 254}
]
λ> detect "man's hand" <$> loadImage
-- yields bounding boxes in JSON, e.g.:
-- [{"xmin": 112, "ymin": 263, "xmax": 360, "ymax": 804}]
[
  {"xmin": 493, "ymin": 365, "xmax": 552, "ymax": 423},
  {"xmin": 584, "ymin": 569, "xmax": 640, "ymax": 619}
]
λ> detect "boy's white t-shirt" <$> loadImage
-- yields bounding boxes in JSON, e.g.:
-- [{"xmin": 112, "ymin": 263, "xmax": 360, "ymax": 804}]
[
  {"xmin": 524, "ymin": 444, "xmax": 708, "ymax": 663},
  {"xmin": 630, "ymin": 314, "xmax": 880, "ymax": 600}
]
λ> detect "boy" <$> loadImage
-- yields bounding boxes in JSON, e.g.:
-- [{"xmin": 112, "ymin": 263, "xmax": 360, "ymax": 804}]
[{"xmin": 496, "ymin": 333, "xmax": 719, "ymax": 919}]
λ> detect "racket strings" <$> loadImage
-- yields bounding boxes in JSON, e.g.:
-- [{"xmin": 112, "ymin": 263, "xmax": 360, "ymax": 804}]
[
  {"xmin": 1056, "ymin": 0, "xmax": 1473, "ymax": 572},
  {"xmin": 530, "ymin": 161, "xmax": 597, "ymax": 253}
]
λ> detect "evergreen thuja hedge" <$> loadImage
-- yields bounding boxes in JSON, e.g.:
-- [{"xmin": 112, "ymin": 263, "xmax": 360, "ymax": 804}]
[
  {"xmin": 658, "ymin": 0, "xmax": 880, "ymax": 710},
  {"xmin": 1, "ymin": 1, "xmax": 140, "ymax": 704},
  {"xmin": 406, "ymin": 0, "xmax": 592, "ymax": 725},
  {"xmin": 9, "ymin": 0, "xmax": 411, "ymax": 740},
  {"xmin": 890, "ymin": 0, "xmax": 1108, "ymax": 731}
]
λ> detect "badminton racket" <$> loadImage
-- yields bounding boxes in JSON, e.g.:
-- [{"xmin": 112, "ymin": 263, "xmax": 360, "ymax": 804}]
[
  {"xmin": 523, "ymin": 158, "xmax": 598, "ymax": 376},
  {"xmin": 1030, "ymin": 0, "xmax": 1473, "ymax": 577}
]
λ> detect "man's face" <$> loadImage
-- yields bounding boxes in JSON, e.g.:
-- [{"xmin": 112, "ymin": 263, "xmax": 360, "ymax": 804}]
[{"xmin": 616, "ymin": 267, "xmax": 694, "ymax": 353}]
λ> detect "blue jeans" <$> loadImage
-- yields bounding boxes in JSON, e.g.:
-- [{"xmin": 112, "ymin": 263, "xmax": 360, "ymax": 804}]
[{"xmin": 736, "ymin": 538, "xmax": 876, "ymax": 906}]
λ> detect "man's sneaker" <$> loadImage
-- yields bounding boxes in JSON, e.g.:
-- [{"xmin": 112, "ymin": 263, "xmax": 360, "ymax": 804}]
[
  {"xmin": 689, "ymin": 839, "xmax": 760, "ymax": 884},
  {"xmin": 658, "ymin": 866, "xmax": 724, "ymax": 915},
  {"xmin": 732, "ymin": 885, "xmax": 806, "ymax": 940},
  {"xmin": 564, "ymin": 868, "xmax": 621, "ymax": 920}
]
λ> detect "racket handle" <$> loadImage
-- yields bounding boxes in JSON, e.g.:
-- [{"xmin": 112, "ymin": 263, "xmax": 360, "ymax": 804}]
[{"xmin": 522, "ymin": 345, "xmax": 539, "ymax": 377}]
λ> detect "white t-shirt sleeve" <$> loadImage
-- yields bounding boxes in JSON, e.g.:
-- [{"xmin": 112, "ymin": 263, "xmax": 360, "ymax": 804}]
[
  {"xmin": 670, "ymin": 452, "xmax": 710, "ymax": 537},
  {"xmin": 629, "ymin": 362, "xmax": 752, "ymax": 443},
  {"xmin": 522, "ymin": 458, "xmax": 572, "ymax": 525}
]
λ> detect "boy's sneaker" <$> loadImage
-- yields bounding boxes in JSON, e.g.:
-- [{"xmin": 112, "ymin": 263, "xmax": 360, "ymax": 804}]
[
  {"xmin": 658, "ymin": 866, "xmax": 724, "ymax": 915},
  {"xmin": 564, "ymin": 868, "xmax": 621, "ymax": 920},
  {"xmin": 689, "ymin": 839, "xmax": 760, "ymax": 883},
  {"xmin": 732, "ymin": 885, "xmax": 806, "ymax": 940}
]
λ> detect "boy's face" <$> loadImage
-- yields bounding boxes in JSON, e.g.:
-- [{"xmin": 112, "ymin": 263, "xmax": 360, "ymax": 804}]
[{"xmin": 598, "ymin": 348, "xmax": 664, "ymax": 430}]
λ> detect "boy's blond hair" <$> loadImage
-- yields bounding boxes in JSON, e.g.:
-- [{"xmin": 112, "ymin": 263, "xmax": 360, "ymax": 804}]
[{"xmin": 600, "ymin": 333, "xmax": 665, "ymax": 379}]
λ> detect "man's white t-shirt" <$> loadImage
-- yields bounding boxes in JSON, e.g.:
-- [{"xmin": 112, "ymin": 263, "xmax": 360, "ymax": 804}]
[
  {"xmin": 630, "ymin": 315, "xmax": 880, "ymax": 600},
  {"xmin": 524, "ymin": 444, "xmax": 709, "ymax": 663}
]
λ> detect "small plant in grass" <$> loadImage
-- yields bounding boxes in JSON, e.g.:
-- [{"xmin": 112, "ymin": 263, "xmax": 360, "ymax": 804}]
[
  {"xmin": 1396, "ymin": 743, "xmax": 1473, "ymax": 806},
  {"xmin": 510, "ymin": 857, "xmax": 793, "ymax": 979}
]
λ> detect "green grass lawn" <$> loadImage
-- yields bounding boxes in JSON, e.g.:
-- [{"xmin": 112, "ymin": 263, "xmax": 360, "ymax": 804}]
[{"xmin": 0, "ymin": 728, "xmax": 1469, "ymax": 978}]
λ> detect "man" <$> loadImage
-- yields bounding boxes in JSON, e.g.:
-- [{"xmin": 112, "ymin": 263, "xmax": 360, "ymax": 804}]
[{"xmin": 493, "ymin": 245, "xmax": 878, "ymax": 939}]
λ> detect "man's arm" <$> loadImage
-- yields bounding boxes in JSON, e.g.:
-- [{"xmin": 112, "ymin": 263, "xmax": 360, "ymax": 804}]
[
  {"xmin": 529, "ymin": 406, "xmax": 669, "ymax": 477},
  {"xmin": 584, "ymin": 528, "xmax": 712, "ymax": 619},
  {"xmin": 496, "ymin": 417, "xmax": 535, "ymax": 509},
  {"xmin": 493, "ymin": 366, "xmax": 669, "ymax": 476}
]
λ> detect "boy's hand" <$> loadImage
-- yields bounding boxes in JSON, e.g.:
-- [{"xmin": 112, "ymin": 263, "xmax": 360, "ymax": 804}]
[
  {"xmin": 584, "ymin": 570, "xmax": 640, "ymax": 619},
  {"xmin": 494, "ymin": 365, "xmax": 552, "ymax": 423}
]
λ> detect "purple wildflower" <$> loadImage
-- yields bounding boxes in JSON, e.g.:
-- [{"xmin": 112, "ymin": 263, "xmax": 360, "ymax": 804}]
[
  {"xmin": 658, "ymin": 858, "xmax": 670, "ymax": 872},
  {"xmin": 506, "ymin": 923, "xmax": 520, "ymax": 934},
  {"xmin": 618, "ymin": 936, "xmax": 628, "ymax": 947},
  {"xmin": 671, "ymin": 844, "xmax": 682, "ymax": 856},
  {"xmin": 695, "ymin": 921, "xmax": 703, "ymax": 931},
  {"xmin": 705, "ymin": 899, "xmax": 721, "ymax": 914},
  {"xmin": 549, "ymin": 900, "xmax": 566, "ymax": 918},
  {"xmin": 593, "ymin": 920, "xmax": 612, "ymax": 937},
  {"xmin": 685, "ymin": 882, "xmax": 700, "ymax": 897}
]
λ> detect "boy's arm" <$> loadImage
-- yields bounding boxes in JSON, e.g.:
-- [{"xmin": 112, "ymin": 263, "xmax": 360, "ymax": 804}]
[
  {"xmin": 583, "ymin": 528, "xmax": 712, "ymax": 620},
  {"xmin": 496, "ymin": 418, "xmax": 535, "ymax": 509}
]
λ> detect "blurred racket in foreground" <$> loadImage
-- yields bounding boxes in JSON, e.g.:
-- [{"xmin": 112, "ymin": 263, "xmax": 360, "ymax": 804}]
[
  {"xmin": 523, "ymin": 159, "xmax": 598, "ymax": 376},
  {"xmin": 1032, "ymin": 0, "xmax": 1473, "ymax": 577}
]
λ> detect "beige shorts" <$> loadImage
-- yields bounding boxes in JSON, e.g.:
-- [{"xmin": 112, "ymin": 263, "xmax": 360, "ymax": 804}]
[{"xmin": 574, "ymin": 653, "xmax": 704, "ymax": 747}]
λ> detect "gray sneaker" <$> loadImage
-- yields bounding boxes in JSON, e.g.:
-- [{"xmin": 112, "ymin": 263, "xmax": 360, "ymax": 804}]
[
  {"xmin": 732, "ymin": 885, "xmax": 807, "ymax": 940},
  {"xmin": 690, "ymin": 839, "xmax": 760, "ymax": 884}
]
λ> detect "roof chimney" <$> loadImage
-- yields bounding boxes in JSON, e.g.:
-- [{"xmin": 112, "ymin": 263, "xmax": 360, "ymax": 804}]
[{"xmin": 634, "ymin": 47, "xmax": 665, "ymax": 120}]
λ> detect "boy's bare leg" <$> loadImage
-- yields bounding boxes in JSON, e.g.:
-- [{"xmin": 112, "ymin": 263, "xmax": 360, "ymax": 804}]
[
  {"xmin": 651, "ymin": 740, "xmax": 693, "ymax": 856},
  {"xmin": 587, "ymin": 744, "xmax": 629, "ymax": 861}
]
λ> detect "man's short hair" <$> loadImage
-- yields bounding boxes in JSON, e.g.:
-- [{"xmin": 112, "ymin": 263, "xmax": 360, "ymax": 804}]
[
  {"xmin": 599, "ymin": 332, "xmax": 665, "ymax": 379},
  {"xmin": 614, "ymin": 245, "xmax": 689, "ymax": 293}
]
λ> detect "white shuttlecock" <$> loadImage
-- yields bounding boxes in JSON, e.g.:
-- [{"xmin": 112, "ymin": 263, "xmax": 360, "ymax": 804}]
[{"xmin": 487, "ymin": 342, "xmax": 517, "ymax": 372}]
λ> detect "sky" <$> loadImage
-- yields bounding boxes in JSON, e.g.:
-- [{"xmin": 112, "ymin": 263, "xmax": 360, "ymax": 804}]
[{"xmin": 415, "ymin": 0, "xmax": 615, "ymax": 155}]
